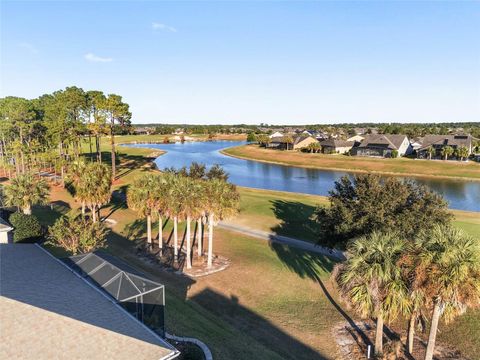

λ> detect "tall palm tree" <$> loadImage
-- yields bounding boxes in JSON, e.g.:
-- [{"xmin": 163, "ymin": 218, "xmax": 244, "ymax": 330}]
[
  {"xmin": 409, "ymin": 225, "xmax": 480, "ymax": 360},
  {"xmin": 152, "ymin": 173, "xmax": 171, "ymax": 254},
  {"xmin": 127, "ymin": 173, "xmax": 157, "ymax": 245},
  {"xmin": 80, "ymin": 163, "xmax": 112, "ymax": 223},
  {"xmin": 455, "ymin": 145, "xmax": 469, "ymax": 161},
  {"xmin": 4, "ymin": 173, "xmax": 49, "ymax": 214},
  {"xmin": 426, "ymin": 145, "xmax": 435, "ymax": 160},
  {"xmin": 335, "ymin": 231, "xmax": 409, "ymax": 356},
  {"xmin": 203, "ymin": 180, "xmax": 240, "ymax": 268},
  {"xmin": 284, "ymin": 135, "xmax": 294, "ymax": 150},
  {"xmin": 66, "ymin": 160, "xmax": 88, "ymax": 214}
]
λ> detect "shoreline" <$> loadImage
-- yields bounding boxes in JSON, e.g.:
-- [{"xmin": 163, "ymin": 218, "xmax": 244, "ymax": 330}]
[
  {"xmin": 119, "ymin": 142, "xmax": 480, "ymax": 214},
  {"xmin": 220, "ymin": 145, "xmax": 480, "ymax": 183}
]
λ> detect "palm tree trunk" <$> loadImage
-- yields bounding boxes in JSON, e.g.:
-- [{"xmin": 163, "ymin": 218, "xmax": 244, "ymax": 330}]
[
  {"xmin": 186, "ymin": 216, "xmax": 192, "ymax": 269},
  {"xmin": 23, "ymin": 205, "xmax": 32, "ymax": 215},
  {"xmin": 158, "ymin": 215, "xmax": 163, "ymax": 252},
  {"xmin": 147, "ymin": 214, "xmax": 152, "ymax": 245},
  {"xmin": 81, "ymin": 202, "xmax": 86, "ymax": 215},
  {"xmin": 375, "ymin": 313, "xmax": 384, "ymax": 356},
  {"xmin": 407, "ymin": 314, "xmax": 415, "ymax": 355},
  {"xmin": 207, "ymin": 213, "xmax": 214, "ymax": 268},
  {"xmin": 91, "ymin": 205, "xmax": 97, "ymax": 222},
  {"xmin": 110, "ymin": 125, "xmax": 116, "ymax": 181},
  {"xmin": 197, "ymin": 218, "xmax": 202, "ymax": 257},
  {"xmin": 173, "ymin": 216, "xmax": 178, "ymax": 262},
  {"xmin": 425, "ymin": 302, "xmax": 442, "ymax": 360},
  {"xmin": 96, "ymin": 135, "xmax": 101, "ymax": 163}
]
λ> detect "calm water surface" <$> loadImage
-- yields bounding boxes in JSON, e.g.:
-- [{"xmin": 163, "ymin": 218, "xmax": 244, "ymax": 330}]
[{"xmin": 128, "ymin": 141, "xmax": 480, "ymax": 212}]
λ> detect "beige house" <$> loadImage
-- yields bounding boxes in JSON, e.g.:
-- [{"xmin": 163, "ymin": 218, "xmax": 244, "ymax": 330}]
[
  {"xmin": 320, "ymin": 139, "xmax": 355, "ymax": 154},
  {"xmin": 0, "ymin": 217, "xmax": 13, "ymax": 244},
  {"xmin": 293, "ymin": 135, "xmax": 319, "ymax": 150}
]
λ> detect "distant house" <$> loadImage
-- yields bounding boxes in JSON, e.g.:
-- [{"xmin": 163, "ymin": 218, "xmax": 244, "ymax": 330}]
[
  {"xmin": 134, "ymin": 127, "xmax": 153, "ymax": 135},
  {"xmin": 269, "ymin": 131, "xmax": 284, "ymax": 139},
  {"xmin": 0, "ymin": 217, "xmax": 13, "ymax": 244},
  {"xmin": 267, "ymin": 135, "xmax": 318, "ymax": 150},
  {"xmin": 293, "ymin": 135, "xmax": 319, "ymax": 150},
  {"xmin": 354, "ymin": 134, "xmax": 412, "ymax": 157},
  {"xmin": 417, "ymin": 134, "xmax": 474, "ymax": 159},
  {"xmin": 320, "ymin": 139, "xmax": 355, "ymax": 154},
  {"xmin": 346, "ymin": 135, "xmax": 364, "ymax": 143}
]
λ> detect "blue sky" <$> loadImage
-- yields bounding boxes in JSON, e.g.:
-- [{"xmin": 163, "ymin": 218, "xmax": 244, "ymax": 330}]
[{"xmin": 1, "ymin": 1, "xmax": 479, "ymax": 124}]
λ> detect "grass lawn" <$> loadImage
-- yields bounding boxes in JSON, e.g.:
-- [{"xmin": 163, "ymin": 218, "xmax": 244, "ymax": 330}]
[{"xmin": 222, "ymin": 144, "xmax": 480, "ymax": 180}]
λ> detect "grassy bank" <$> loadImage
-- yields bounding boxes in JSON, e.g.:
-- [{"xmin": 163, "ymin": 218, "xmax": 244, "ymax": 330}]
[{"xmin": 222, "ymin": 144, "xmax": 480, "ymax": 181}]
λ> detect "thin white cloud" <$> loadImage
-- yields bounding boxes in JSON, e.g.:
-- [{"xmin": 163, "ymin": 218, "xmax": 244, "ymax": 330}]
[
  {"xmin": 84, "ymin": 53, "xmax": 113, "ymax": 63},
  {"xmin": 152, "ymin": 22, "xmax": 177, "ymax": 32},
  {"xmin": 18, "ymin": 42, "xmax": 38, "ymax": 54}
]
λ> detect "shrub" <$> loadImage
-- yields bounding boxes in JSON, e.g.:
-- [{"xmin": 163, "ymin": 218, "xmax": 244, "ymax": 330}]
[
  {"xmin": 391, "ymin": 149, "xmax": 399, "ymax": 158},
  {"xmin": 47, "ymin": 215, "xmax": 109, "ymax": 255},
  {"xmin": 9, "ymin": 212, "xmax": 43, "ymax": 243}
]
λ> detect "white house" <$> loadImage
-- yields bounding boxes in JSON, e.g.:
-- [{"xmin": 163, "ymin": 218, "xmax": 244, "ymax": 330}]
[
  {"xmin": 269, "ymin": 131, "xmax": 284, "ymax": 139},
  {"xmin": 0, "ymin": 217, "xmax": 13, "ymax": 244}
]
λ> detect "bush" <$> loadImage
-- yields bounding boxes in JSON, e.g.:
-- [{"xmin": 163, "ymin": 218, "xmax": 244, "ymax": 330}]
[
  {"xmin": 9, "ymin": 212, "xmax": 43, "ymax": 243},
  {"xmin": 391, "ymin": 149, "xmax": 399, "ymax": 158}
]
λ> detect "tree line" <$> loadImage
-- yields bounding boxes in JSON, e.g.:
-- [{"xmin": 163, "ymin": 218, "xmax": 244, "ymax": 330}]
[{"xmin": 0, "ymin": 87, "xmax": 131, "ymax": 182}]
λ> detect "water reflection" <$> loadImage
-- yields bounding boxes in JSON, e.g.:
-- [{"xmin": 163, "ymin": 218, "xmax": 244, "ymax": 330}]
[{"xmin": 126, "ymin": 141, "xmax": 480, "ymax": 212}]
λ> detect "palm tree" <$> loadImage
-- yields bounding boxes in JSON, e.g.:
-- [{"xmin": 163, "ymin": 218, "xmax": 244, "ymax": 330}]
[
  {"xmin": 203, "ymin": 180, "xmax": 240, "ymax": 268},
  {"xmin": 152, "ymin": 173, "xmax": 171, "ymax": 255},
  {"xmin": 127, "ymin": 173, "xmax": 157, "ymax": 245},
  {"xmin": 335, "ymin": 231, "xmax": 409, "ymax": 356},
  {"xmin": 440, "ymin": 145, "xmax": 454, "ymax": 160},
  {"xmin": 4, "ymin": 173, "xmax": 49, "ymax": 214},
  {"xmin": 426, "ymin": 145, "xmax": 435, "ymax": 160},
  {"xmin": 307, "ymin": 142, "xmax": 321, "ymax": 153},
  {"xmin": 80, "ymin": 163, "xmax": 112, "ymax": 223},
  {"xmin": 66, "ymin": 160, "xmax": 88, "ymax": 214},
  {"xmin": 284, "ymin": 135, "xmax": 294, "ymax": 150},
  {"xmin": 455, "ymin": 145, "xmax": 469, "ymax": 161},
  {"xmin": 409, "ymin": 225, "xmax": 480, "ymax": 360}
]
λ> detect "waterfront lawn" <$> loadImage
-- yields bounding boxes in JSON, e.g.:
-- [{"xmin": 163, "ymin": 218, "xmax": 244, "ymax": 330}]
[{"xmin": 223, "ymin": 144, "xmax": 480, "ymax": 180}]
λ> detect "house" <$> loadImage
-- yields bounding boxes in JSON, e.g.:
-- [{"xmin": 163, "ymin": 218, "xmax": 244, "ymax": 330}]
[
  {"xmin": 354, "ymin": 134, "xmax": 412, "ymax": 157},
  {"xmin": 417, "ymin": 134, "xmax": 474, "ymax": 159},
  {"xmin": 346, "ymin": 135, "xmax": 364, "ymax": 143},
  {"xmin": 0, "ymin": 244, "xmax": 179, "ymax": 359},
  {"xmin": 320, "ymin": 139, "xmax": 355, "ymax": 154},
  {"xmin": 134, "ymin": 127, "xmax": 153, "ymax": 135},
  {"xmin": 293, "ymin": 135, "xmax": 319, "ymax": 150},
  {"xmin": 269, "ymin": 131, "xmax": 283, "ymax": 139},
  {"xmin": 0, "ymin": 217, "xmax": 13, "ymax": 244}
]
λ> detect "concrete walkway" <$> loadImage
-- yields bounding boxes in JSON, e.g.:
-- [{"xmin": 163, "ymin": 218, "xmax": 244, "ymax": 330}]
[{"xmin": 218, "ymin": 222, "xmax": 346, "ymax": 261}]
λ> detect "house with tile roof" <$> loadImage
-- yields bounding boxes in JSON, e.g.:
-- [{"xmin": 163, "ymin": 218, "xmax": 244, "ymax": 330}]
[{"xmin": 417, "ymin": 134, "xmax": 475, "ymax": 159}]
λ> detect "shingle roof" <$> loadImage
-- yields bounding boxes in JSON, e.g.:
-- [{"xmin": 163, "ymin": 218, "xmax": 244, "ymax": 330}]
[
  {"xmin": 320, "ymin": 139, "xmax": 355, "ymax": 148},
  {"xmin": 0, "ymin": 244, "xmax": 178, "ymax": 360},
  {"xmin": 419, "ymin": 134, "xmax": 473, "ymax": 150},
  {"xmin": 357, "ymin": 134, "xmax": 407, "ymax": 150}
]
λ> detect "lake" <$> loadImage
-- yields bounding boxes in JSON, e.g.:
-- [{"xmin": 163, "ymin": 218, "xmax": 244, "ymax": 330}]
[{"xmin": 127, "ymin": 141, "xmax": 480, "ymax": 212}]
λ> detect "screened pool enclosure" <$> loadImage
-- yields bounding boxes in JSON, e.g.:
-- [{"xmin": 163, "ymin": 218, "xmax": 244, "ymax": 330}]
[{"xmin": 67, "ymin": 252, "xmax": 166, "ymax": 336}]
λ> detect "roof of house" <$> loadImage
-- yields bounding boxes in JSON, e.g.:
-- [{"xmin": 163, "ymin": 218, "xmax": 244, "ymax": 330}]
[
  {"xmin": 0, "ymin": 244, "xmax": 178, "ymax": 360},
  {"xmin": 419, "ymin": 134, "xmax": 473, "ymax": 150},
  {"xmin": 0, "ymin": 217, "xmax": 13, "ymax": 232},
  {"xmin": 294, "ymin": 135, "xmax": 318, "ymax": 145},
  {"xmin": 320, "ymin": 139, "xmax": 355, "ymax": 148},
  {"xmin": 356, "ymin": 134, "xmax": 408, "ymax": 150}
]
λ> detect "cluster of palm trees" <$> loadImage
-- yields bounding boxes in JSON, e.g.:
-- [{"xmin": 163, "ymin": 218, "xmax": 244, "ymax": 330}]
[
  {"xmin": 336, "ymin": 225, "xmax": 480, "ymax": 360},
  {"xmin": 425, "ymin": 145, "xmax": 470, "ymax": 161},
  {"xmin": 2, "ymin": 173, "xmax": 50, "ymax": 214},
  {"xmin": 127, "ymin": 168, "xmax": 239, "ymax": 269}
]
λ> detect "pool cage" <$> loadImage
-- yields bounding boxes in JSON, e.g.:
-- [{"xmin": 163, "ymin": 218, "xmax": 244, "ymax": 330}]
[{"xmin": 67, "ymin": 252, "xmax": 166, "ymax": 337}]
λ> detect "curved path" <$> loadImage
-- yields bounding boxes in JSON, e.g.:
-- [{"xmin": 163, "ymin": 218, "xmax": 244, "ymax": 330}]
[{"xmin": 219, "ymin": 221, "xmax": 346, "ymax": 261}]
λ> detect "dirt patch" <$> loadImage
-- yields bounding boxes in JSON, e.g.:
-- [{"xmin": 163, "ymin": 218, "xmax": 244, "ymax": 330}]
[{"xmin": 332, "ymin": 321, "xmax": 468, "ymax": 360}]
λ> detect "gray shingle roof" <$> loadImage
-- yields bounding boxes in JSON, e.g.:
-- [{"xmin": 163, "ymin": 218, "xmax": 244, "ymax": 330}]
[
  {"xmin": 320, "ymin": 139, "xmax": 355, "ymax": 148},
  {"xmin": 419, "ymin": 134, "xmax": 473, "ymax": 149},
  {"xmin": 0, "ymin": 244, "xmax": 178, "ymax": 360},
  {"xmin": 357, "ymin": 134, "xmax": 408, "ymax": 150},
  {"xmin": 0, "ymin": 217, "xmax": 13, "ymax": 232}
]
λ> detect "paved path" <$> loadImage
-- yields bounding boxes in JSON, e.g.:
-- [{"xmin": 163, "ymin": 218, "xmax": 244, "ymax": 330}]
[{"xmin": 218, "ymin": 222, "xmax": 346, "ymax": 261}]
